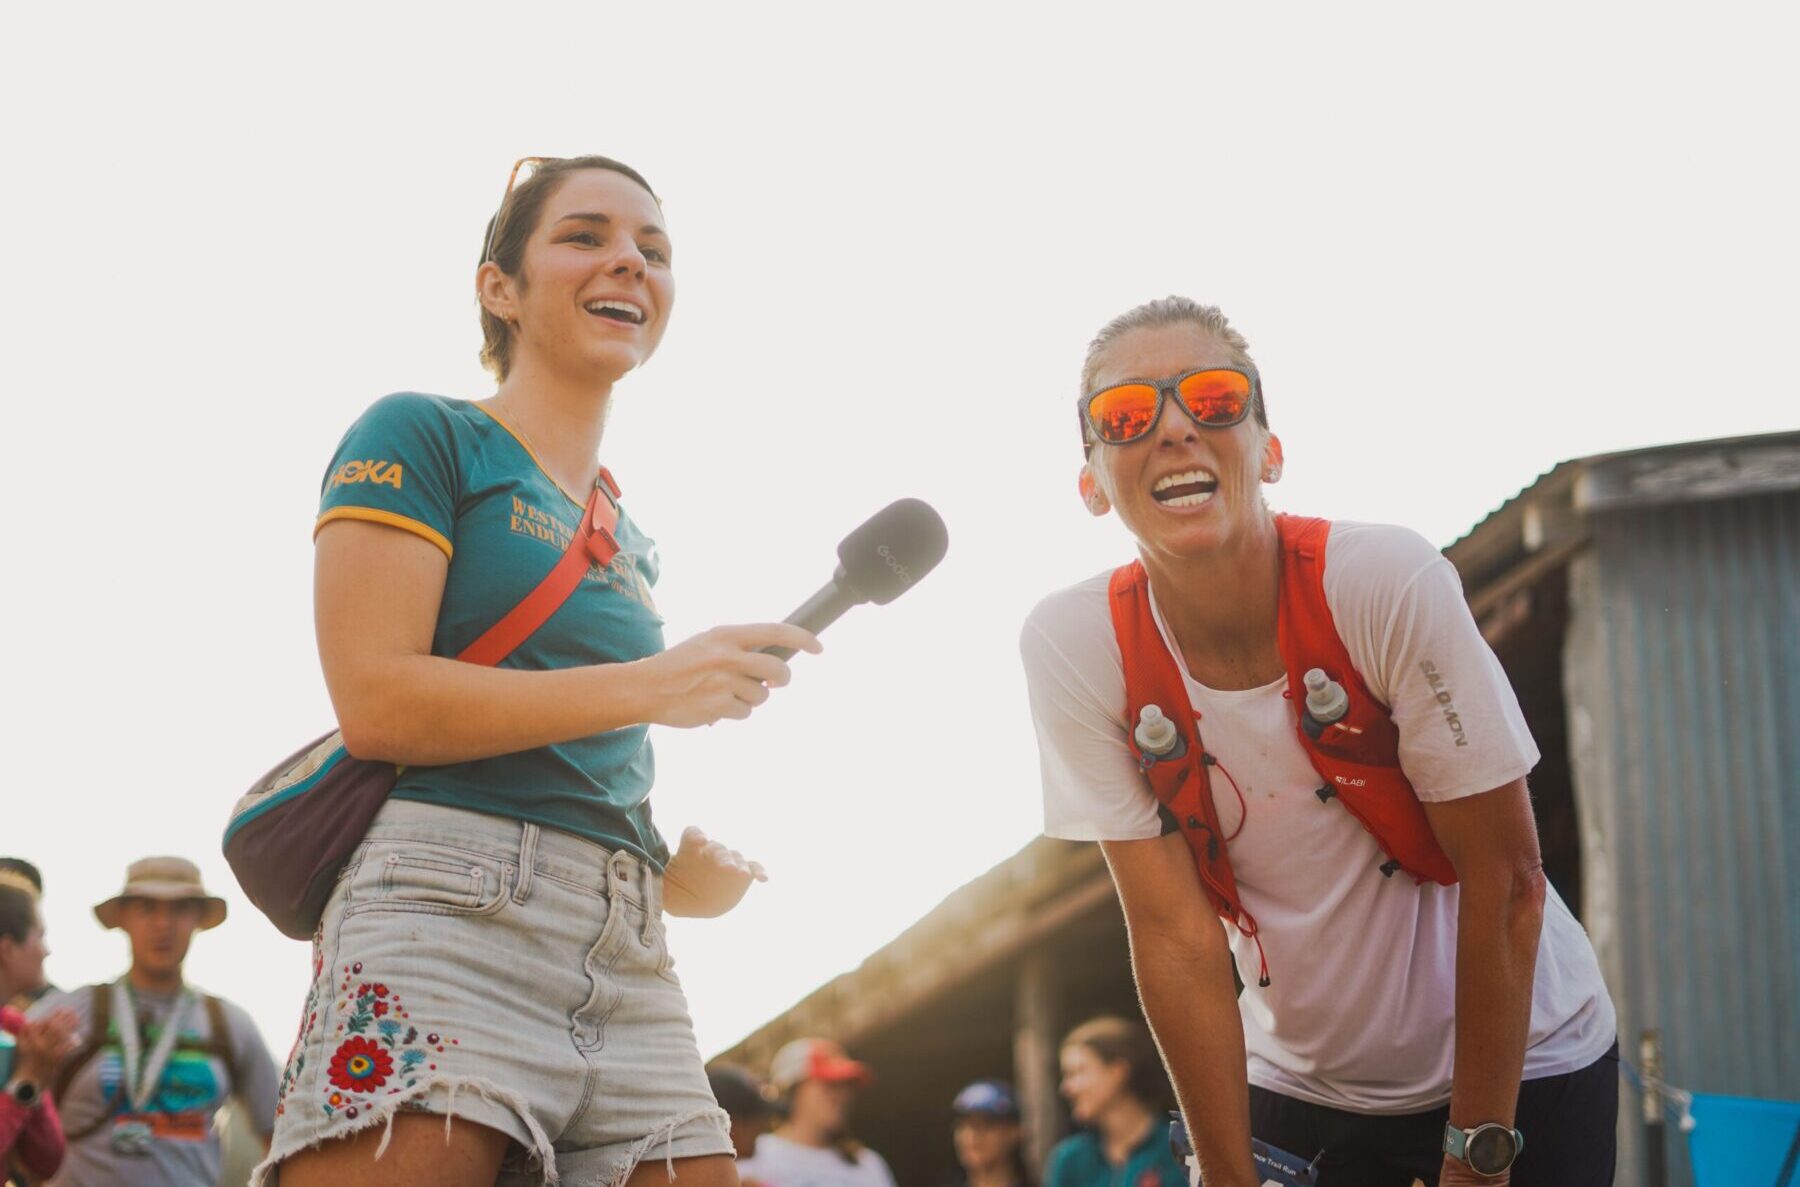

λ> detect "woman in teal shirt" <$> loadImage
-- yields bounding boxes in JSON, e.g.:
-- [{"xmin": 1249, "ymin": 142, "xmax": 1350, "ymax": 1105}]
[
  {"xmin": 259, "ymin": 157, "xmax": 818, "ymax": 1187},
  {"xmin": 1046, "ymin": 1018, "xmax": 1187, "ymax": 1187}
]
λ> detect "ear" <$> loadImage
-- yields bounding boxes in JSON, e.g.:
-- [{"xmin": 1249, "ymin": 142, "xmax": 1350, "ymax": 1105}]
[
  {"xmin": 476, "ymin": 259, "xmax": 520, "ymax": 327},
  {"xmin": 1261, "ymin": 434, "xmax": 1285, "ymax": 484},
  {"xmin": 1078, "ymin": 466, "xmax": 1111, "ymax": 517}
]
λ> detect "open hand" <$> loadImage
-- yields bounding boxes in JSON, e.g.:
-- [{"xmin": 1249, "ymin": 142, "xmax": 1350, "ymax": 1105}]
[
  {"xmin": 14, "ymin": 1007, "xmax": 82, "ymax": 1085},
  {"xmin": 662, "ymin": 827, "xmax": 767, "ymax": 918}
]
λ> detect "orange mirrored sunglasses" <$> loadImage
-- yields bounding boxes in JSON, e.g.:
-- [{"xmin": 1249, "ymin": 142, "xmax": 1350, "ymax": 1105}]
[{"xmin": 1078, "ymin": 368, "xmax": 1256, "ymax": 451}]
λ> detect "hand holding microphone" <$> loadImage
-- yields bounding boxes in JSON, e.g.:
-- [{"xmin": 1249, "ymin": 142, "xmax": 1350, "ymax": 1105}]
[
  {"xmin": 641, "ymin": 499, "xmax": 948, "ymax": 727},
  {"xmin": 645, "ymin": 622, "xmax": 822, "ymax": 728}
]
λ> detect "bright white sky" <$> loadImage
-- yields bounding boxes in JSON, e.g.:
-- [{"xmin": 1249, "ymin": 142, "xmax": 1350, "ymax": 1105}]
[{"xmin": 4, "ymin": 3, "xmax": 1795, "ymax": 1073}]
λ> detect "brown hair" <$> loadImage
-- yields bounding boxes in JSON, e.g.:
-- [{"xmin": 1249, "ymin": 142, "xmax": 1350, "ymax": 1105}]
[
  {"xmin": 478, "ymin": 155, "xmax": 661, "ymax": 381},
  {"xmin": 1062, "ymin": 1015, "xmax": 1168, "ymax": 1106},
  {"xmin": 0, "ymin": 884, "xmax": 37, "ymax": 945}
]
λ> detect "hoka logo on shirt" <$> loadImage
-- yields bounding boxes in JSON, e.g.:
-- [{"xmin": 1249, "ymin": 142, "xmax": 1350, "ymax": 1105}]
[{"xmin": 327, "ymin": 460, "xmax": 405, "ymax": 490}]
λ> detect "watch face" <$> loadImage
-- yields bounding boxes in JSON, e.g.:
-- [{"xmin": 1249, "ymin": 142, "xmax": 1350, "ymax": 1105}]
[{"xmin": 1467, "ymin": 1126, "xmax": 1519, "ymax": 1174}]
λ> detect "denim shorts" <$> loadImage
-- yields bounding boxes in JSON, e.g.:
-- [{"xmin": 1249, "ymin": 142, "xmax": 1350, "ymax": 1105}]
[{"xmin": 254, "ymin": 799, "xmax": 731, "ymax": 1186}]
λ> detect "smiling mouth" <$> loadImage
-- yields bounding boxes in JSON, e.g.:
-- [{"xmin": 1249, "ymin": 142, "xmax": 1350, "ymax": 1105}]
[
  {"xmin": 1152, "ymin": 468, "xmax": 1219, "ymax": 507},
  {"xmin": 584, "ymin": 299, "xmax": 645, "ymax": 325}
]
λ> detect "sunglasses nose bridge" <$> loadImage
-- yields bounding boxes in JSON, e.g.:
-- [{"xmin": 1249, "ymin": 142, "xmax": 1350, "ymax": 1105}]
[{"xmin": 1152, "ymin": 381, "xmax": 1206, "ymax": 439}]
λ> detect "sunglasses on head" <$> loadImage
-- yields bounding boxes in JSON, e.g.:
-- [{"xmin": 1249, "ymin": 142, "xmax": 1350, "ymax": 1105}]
[
  {"xmin": 1078, "ymin": 367, "xmax": 1257, "ymax": 452},
  {"xmin": 482, "ymin": 156, "xmax": 555, "ymax": 265}
]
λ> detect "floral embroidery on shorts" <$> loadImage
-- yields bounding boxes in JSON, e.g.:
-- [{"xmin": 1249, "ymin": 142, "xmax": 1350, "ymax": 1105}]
[
  {"xmin": 319, "ymin": 962, "xmax": 460, "ymax": 1120},
  {"xmin": 329, "ymin": 1036, "xmax": 393, "ymax": 1092},
  {"xmin": 275, "ymin": 941, "xmax": 328, "ymax": 1117}
]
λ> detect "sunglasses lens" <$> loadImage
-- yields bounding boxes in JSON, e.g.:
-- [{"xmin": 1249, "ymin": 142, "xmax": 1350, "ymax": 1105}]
[
  {"xmin": 1177, "ymin": 370, "xmax": 1252, "ymax": 424},
  {"xmin": 1086, "ymin": 384, "xmax": 1161, "ymax": 442}
]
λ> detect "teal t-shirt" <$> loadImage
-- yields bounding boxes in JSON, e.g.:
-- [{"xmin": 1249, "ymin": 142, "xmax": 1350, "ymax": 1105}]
[
  {"xmin": 1044, "ymin": 1118, "xmax": 1186, "ymax": 1187},
  {"xmin": 316, "ymin": 392, "xmax": 669, "ymax": 865}
]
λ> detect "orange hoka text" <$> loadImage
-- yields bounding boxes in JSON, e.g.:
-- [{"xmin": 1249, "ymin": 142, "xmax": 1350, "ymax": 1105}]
[{"xmin": 328, "ymin": 460, "xmax": 405, "ymax": 490}]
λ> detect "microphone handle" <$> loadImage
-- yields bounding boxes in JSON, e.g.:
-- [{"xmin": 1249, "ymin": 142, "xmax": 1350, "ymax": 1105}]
[{"xmin": 762, "ymin": 573, "xmax": 862, "ymax": 660}]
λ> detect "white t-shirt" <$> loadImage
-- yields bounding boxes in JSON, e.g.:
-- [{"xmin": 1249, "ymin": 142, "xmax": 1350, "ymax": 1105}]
[
  {"xmin": 1020, "ymin": 521, "xmax": 1616, "ymax": 1113},
  {"xmin": 738, "ymin": 1132, "xmax": 899, "ymax": 1187}
]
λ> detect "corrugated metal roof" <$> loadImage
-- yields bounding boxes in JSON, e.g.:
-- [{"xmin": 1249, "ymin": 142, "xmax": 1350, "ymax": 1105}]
[{"xmin": 1443, "ymin": 430, "xmax": 1800, "ymax": 559}]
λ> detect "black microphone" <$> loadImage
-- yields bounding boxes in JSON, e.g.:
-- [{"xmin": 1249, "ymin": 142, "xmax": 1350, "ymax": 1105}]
[{"xmin": 762, "ymin": 498, "xmax": 949, "ymax": 660}]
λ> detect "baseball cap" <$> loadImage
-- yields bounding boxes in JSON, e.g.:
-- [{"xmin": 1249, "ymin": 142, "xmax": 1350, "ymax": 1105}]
[
  {"xmin": 769, "ymin": 1038, "xmax": 873, "ymax": 1091},
  {"xmin": 708, "ymin": 1065, "xmax": 775, "ymax": 1118},
  {"xmin": 952, "ymin": 1079, "xmax": 1020, "ymax": 1119}
]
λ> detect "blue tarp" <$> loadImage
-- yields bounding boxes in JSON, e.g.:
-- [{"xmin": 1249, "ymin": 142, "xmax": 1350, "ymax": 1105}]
[{"xmin": 1688, "ymin": 1093, "xmax": 1800, "ymax": 1186}]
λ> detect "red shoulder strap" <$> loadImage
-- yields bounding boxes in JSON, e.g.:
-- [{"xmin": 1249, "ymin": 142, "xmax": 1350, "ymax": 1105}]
[
  {"xmin": 455, "ymin": 467, "xmax": 624, "ymax": 667},
  {"xmin": 1273, "ymin": 515, "xmax": 1348, "ymax": 679},
  {"xmin": 1273, "ymin": 514, "xmax": 1456, "ymax": 885},
  {"xmin": 1107, "ymin": 562, "xmax": 1247, "ymax": 916}
]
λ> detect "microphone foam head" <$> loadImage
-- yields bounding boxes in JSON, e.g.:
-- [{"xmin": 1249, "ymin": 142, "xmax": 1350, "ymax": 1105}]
[{"xmin": 837, "ymin": 498, "xmax": 949, "ymax": 605}]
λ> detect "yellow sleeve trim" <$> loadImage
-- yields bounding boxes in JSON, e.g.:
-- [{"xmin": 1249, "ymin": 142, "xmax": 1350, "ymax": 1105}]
[{"xmin": 314, "ymin": 507, "xmax": 454, "ymax": 560}]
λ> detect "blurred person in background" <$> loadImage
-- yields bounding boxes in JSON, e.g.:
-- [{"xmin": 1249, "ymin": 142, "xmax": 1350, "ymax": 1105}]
[
  {"xmin": 29, "ymin": 857, "xmax": 278, "ymax": 1187},
  {"xmin": 0, "ymin": 864, "xmax": 54, "ymax": 1011},
  {"xmin": 2, "ymin": 880, "xmax": 78, "ymax": 1184},
  {"xmin": 706, "ymin": 1064, "xmax": 776, "ymax": 1160},
  {"xmin": 945, "ymin": 1079, "xmax": 1032, "ymax": 1187},
  {"xmin": 1046, "ymin": 1018, "xmax": 1184, "ymax": 1187},
  {"xmin": 739, "ymin": 1039, "xmax": 896, "ymax": 1187}
]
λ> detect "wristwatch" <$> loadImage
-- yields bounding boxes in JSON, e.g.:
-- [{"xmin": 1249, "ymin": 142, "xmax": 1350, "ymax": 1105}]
[
  {"xmin": 6, "ymin": 1078, "xmax": 42, "ymax": 1109},
  {"xmin": 1443, "ymin": 1121, "xmax": 1523, "ymax": 1177}
]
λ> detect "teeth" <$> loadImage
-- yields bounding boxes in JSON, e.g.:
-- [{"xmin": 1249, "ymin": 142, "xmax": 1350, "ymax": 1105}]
[
  {"xmin": 1153, "ymin": 469, "xmax": 1217, "ymax": 492},
  {"xmin": 585, "ymin": 299, "xmax": 645, "ymax": 323},
  {"xmin": 1161, "ymin": 490, "xmax": 1215, "ymax": 508}
]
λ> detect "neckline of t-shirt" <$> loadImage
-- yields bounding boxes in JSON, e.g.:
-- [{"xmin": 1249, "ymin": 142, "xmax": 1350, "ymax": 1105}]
[
  {"xmin": 1144, "ymin": 582, "xmax": 1289, "ymax": 700},
  {"xmin": 1183, "ymin": 670, "xmax": 1288, "ymax": 701},
  {"xmin": 470, "ymin": 400, "xmax": 592, "ymax": 513}
]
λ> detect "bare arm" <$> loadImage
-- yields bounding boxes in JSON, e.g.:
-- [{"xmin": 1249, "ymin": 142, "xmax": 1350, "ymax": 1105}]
[
  {"xmin": 1423, "ymin": 777, "xmax": 1547, "ymax": 1184},
  {"xmin": 1101, "ymin": 833, "xmax": 1260, "ymax": 1187},
  {"xmin": 316, "ymin": 520, "xmax": 819, "ymax": 765}
]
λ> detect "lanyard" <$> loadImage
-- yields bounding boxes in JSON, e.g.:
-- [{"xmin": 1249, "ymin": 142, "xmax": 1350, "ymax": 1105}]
[{"xmin": 110, "ymin": 979, "xmax": 195, "ymax": 1114}]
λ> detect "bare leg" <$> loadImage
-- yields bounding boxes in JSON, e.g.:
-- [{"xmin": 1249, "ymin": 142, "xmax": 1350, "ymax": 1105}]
[
  {"xmin": 275, "ymin": 1112, "xmax": 513, "ymax": 1187},
  {"xmin": 625, "ymin": 1153, "xmax": 740, "ymax": 1187}
]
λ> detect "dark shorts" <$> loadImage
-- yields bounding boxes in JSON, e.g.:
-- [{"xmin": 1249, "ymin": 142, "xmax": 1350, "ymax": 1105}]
[{"xmin": 1249, "ymin": 1042, "xmax": 1619, "ymax": 1187}]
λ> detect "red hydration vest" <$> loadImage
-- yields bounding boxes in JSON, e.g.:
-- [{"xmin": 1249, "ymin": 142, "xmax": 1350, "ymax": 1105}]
[{"xmin": 1107, "ymin": 514, "xmax": 1457, "ymax": 986}]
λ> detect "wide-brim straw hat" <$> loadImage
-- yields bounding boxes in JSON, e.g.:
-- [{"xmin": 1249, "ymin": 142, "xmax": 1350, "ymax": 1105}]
[{"xmin": 93, "ymin": 856, "xmax": 228, "ymax": 931}]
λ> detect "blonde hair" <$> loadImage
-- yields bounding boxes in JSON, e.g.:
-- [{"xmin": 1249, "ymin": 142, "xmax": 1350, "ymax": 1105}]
[{"xmin": 0, "ymin": 870, "xmax": 38, "ymax": 898}]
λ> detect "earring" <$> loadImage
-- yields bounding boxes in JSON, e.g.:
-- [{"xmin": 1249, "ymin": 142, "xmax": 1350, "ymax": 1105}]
[{"xmin": 1264, "ymin": 464, "xmax": 1282, "ymax": 482}]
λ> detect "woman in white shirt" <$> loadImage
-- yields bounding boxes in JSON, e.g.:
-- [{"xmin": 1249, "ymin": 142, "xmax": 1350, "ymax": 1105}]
[{"xmin": 1019, "ymin": 297, "xmax": 1617, "ymax": 1187}]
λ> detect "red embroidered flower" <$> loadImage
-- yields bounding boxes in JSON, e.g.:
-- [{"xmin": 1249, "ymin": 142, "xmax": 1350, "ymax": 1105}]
[
  {"xmin": 328, "ymin": 1036, "xmax": 394, "ymax": 1092},
  {"xmin": 372, "ymin": 1001, "xmax": 389, "ymax": 1018}
]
